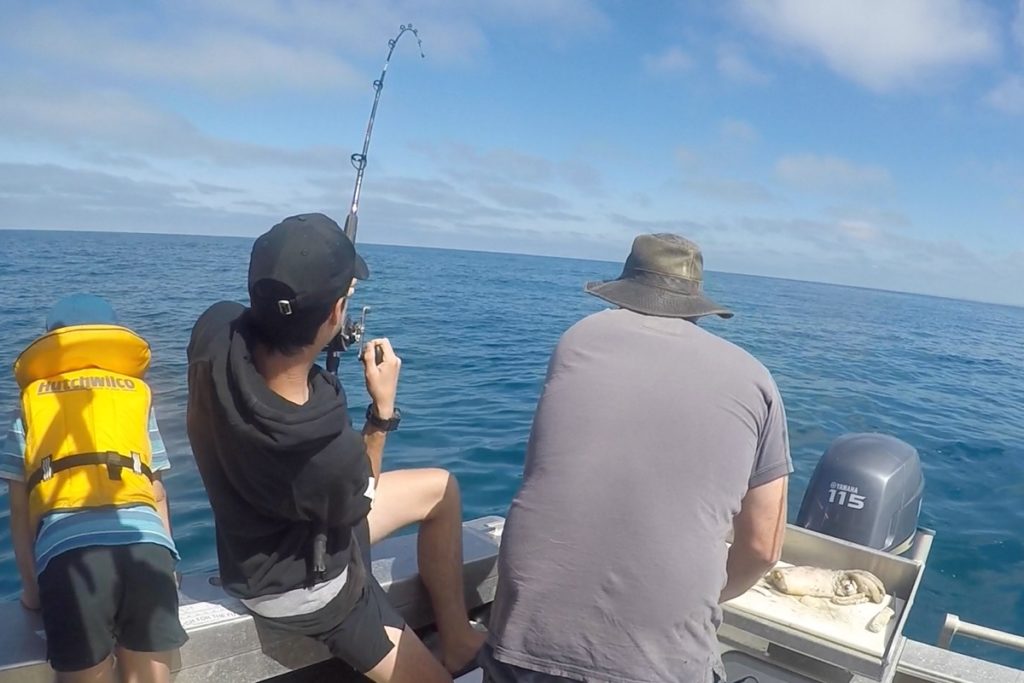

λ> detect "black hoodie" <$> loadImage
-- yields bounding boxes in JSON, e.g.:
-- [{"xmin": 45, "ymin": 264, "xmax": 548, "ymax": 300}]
[{"xmin": 186, "ymin": 301, "xmax": 371, "ymax": 600}]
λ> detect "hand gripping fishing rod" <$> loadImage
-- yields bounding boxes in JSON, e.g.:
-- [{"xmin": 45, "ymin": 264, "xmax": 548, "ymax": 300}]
[{"xmin": 324, "ymin": 24, "xmax": 424, "ymax": 377}]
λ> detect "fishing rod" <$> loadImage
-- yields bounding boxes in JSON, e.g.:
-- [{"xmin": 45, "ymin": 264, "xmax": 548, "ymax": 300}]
[
  {"xmin": 325, "ymin": 24, "xmax": 424, "ymax": 375},
  {"xmin": 312, "ymin": 26, "xmax": 424, "ymax": 585}
]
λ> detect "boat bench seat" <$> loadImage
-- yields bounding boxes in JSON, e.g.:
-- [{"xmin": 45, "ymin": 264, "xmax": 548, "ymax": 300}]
[{"xmin": 0, "ymin": 516, "xmax": 504, "ymax": 683}]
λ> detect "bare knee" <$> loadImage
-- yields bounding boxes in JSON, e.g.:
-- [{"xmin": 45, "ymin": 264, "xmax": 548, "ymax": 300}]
[
  {"xmin": 364, "ymin": 625, "xmax": 452, "ymax": 683},
  {"xmin": 114, "ymin": 648, "xmax": 173, "ymax": 683},
  {"xmin": 424, "ymin": 468, "xmax": 459, "ymax": 518}
]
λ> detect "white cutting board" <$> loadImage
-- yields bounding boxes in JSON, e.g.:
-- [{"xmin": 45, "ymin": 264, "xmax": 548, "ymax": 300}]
[{"xmin": 725, "ymin": 559, "xmax": 904, "ymax": 657}]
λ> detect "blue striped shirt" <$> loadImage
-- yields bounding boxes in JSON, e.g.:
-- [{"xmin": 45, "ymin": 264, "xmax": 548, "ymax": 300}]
[{"xmin": 0, "ymin": 411, "xmax": 179, "ymax": 575}]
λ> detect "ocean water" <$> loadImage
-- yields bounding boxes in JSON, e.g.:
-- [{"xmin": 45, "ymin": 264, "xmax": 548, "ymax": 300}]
[{"xmin": 0, "ymin": 229, "xmax": 1022, "ymax": 669}]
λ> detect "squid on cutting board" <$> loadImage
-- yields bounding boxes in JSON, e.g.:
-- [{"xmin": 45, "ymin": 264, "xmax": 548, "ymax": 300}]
[{"xmin": 764, "ymin": 566, "xmax": 886, "ymax": 605}]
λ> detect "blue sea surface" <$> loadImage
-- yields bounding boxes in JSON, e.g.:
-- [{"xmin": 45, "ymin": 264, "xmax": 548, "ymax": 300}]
[{"xmin": 1, "ymin": 229, "xmax": 1022, "ymax": 669}]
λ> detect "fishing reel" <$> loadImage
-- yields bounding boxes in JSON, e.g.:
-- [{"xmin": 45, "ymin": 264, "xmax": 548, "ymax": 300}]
[{"xmin": 325, "ymin": 306, "xmax": 370, "ymax": 375}]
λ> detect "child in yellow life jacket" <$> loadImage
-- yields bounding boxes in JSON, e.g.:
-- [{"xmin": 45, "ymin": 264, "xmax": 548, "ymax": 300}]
[{"xmin": 1, "ymin": 294, "xmax": 187, "ymax": 682}]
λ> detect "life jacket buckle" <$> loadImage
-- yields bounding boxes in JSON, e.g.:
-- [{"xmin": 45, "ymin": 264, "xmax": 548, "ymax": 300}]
[
  {"xmin": 41, "ymin": 456, "xmax": 53, "ymax": 482},
  {"xmin": 130, "ymin": 452, "xmax": 142, "ymax": 475},
  {"xmin": 105, "ymin": 450, "xmax": 123, "ymax": 481}
]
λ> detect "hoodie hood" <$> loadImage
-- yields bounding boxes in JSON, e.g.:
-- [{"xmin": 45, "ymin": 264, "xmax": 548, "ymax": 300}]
[
  {"xmin": 213, "ymin": 312, "xmax": 367, "ymax": 526},
  {"xmin": 225, "ymin": 313, "xmax": 347, "ymax": 453}
]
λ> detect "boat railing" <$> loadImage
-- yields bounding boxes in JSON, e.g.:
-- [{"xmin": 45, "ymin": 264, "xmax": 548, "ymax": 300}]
[
  {"xmin": 905, "ymin": 527, "xmax": 934, "ymax": 563},
  {"xmin": 938, "ymin": 614, "xmax": 1024, "ymax": 653}
]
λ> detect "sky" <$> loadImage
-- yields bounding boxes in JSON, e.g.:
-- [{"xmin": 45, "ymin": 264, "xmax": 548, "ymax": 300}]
[{"xmin": 1, "ymin": 0, "xmax": 1023, "ymax": 305}]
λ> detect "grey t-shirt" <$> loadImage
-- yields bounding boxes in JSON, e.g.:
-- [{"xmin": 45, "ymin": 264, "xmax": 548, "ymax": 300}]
[{"xmin": 488, "ymin": 308, "xmax": 792, "ymax": 683}]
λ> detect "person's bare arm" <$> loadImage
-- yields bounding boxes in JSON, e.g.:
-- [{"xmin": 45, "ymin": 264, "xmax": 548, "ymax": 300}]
[
  {"xmin": 152, "ymin": 475, "xmax": 172, "ymax": 537},
  {"xmin": 720, "ymin": 475, "xmax": 788, "ymax": 603},
  {"xmin": 7, "ymin": 480, "xmax": 40, "ymax": 609},
  {"xmin": 361, "ymin": 338, "xmax": 401, "ymax": 483},
  {"xmin": 362, "ymin": 426, "xmax": 387, "ymax": 483},
  {"xmin": 150, "ymin": 474, "xmax": 182, "ymax": 586}
]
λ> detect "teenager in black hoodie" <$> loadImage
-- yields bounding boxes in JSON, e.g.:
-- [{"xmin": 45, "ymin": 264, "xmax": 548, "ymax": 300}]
[{"xmin": 186, "ymin": 213, "xmax": 484, "ymax": 682}]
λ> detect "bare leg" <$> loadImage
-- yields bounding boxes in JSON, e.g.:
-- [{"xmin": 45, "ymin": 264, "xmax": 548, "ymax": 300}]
[
  {"xmin": 364, "ymin": 625, "xmax": 452, "ymax": 683},
  {"xmin": 56, "ymin": 656, "xmax": 116, "ymax": 683},
  {"xmin": 368, "ymin": 469, "xmax": 486, "ymax": 673},
  {"xmin": 114, "ymin": 648, "xmax": 172, "ymax": 683}
]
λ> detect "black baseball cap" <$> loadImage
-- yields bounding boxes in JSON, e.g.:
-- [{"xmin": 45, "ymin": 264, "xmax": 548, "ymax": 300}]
[{"xmin": 248, "ymin": 213, "xmax": 369, "ymax": 322}]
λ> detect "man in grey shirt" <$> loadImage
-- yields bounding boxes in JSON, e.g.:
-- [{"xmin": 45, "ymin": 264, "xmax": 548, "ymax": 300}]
[{"xmin": 482, "ymin": 234, "xmax": 792, "ymax": 683}]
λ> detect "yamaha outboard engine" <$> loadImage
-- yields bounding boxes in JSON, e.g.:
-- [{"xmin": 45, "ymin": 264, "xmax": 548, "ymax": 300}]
[{"xmin": 796, "ymin": 433, "xmax": 924, "ymax": 553}]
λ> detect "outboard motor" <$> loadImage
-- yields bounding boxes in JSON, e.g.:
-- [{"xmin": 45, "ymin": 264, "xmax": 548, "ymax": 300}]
[{"xmin": 796, "ymin": 433, "xmax": 924, "ymax": 553}]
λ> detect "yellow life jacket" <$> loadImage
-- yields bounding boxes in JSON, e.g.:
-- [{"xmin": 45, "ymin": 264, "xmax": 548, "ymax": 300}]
[{"xmin": 14, "ymin": 325, "xmax": 157, "ymax": 530}]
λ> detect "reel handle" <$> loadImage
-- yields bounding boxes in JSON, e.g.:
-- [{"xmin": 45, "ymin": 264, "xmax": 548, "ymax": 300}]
[{"xmin": 325, "ymin": 306, "xmax": 378, "ymax": 374}]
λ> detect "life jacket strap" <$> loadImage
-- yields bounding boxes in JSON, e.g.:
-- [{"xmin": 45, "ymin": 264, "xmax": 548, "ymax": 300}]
[{"xmin": 26, "ymin": 451, "xmax": 154, "ymax": 493}]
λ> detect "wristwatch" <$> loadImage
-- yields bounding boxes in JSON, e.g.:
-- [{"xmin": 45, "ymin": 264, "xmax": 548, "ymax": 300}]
[{"xmin": 366, "ymin": 403, "xmax": 401, "ymax": 432}]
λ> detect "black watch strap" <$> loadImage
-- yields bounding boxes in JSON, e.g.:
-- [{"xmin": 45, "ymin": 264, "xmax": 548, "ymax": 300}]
[{"xmin": 366, "ymin": 403, "xmax": 401, "ymax": 432}]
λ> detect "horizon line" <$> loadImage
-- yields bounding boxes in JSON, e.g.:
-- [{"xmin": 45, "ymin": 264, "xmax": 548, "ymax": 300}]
[{"xmin": 1, "ymin": 226, "xmax": 1020, "ymax": 311}]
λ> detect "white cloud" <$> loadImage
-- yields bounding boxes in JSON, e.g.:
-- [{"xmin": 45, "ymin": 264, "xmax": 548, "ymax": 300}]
[
  {"xmin": 412, "ymin": 141, "xmax": 605, "ymax": 198},
  {"xmin": 680, "ymin": 177, "xmax": 775, "ymax": 205},
  {"xmin": 824, "ymin": 206, "xmax": 911, "ymax": 228},
  {"xmin": 837, "ymin": 220, "xmax": 881, "ymax": 241},
  {"xmin": 155, "ymin": 0, "xmax": 606, "ymax": 67},
  {"xmin": 775, "ymin": 154, "xmax": 891, "ymax": 192},
  {"xmin": 644, "ymin": 46, "xmax": 695, "ymax": 74},
  {"xmin": 599, "ymin": 210, "xmax": 1024, "ymax": 306},
  {"xmin": 1015, "ymin": 0, "xmax": 1024, "ymax": 51},
  {"xmin": 608, "ymin": 212, "xmax": 705, "ymax": 235},
  {"xmin": 0, "ymin": 159, "xmax": 599, "ymax": 253},
  {"xmin": 0, "ymin": 163, "xmax": 271, "ymax": 234},
  {"xmin": 435, "ymin": 143, "xmax": 555, "ymax": 183},
  {"xmin": 720, "ymin": 118, "xmax": 759, "ymax": 144},
  {"xmin": 559, "ymin": 160, "xmax": 606, "ymax": 196},
  {"xmin": 0, "ymin": 86, "xmax": 344, "ymax": 168},
  {"xmin": 6, "ymin": 9, "xmax": 362, "ymax": 94},
  {"xmin": 986, "ymin": 76, "xmax": 1024, "ymax": 114},
  {"xmin": 475, "ymin": 0, "xmax": 610, "ymax": 33},
  {"xmin": 717, "ymin": 44, "xmax": 772, "ymax": 84},
  {"xmin": 477, "ymin": 183, "xmax": 570, "ymax": 212},
  {"xmin": 675, "ymin": 146, "xmax": 701, "ymax": 170},
  {"xmin": 180, "ymin": 0, "xmax": 484, "ymax": 65},
  {"xmin": 735, "ymin": 0, "xmax": 999, "ymax": 91},
  {"xmin": 3, "ymin": 0, "xmax": 609, "ymax": 94}
]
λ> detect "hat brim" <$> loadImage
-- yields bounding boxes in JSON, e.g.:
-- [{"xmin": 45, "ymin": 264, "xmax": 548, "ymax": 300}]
[
  {"xmin": 585, "ymin": 278, "xmax": 733, "ymax": 319},
  {"xmin": 45, "ymin": 294, "xmax": 119, "ymax": 331},
  {"xmin": 354, "ymin": 253, "xmax": 369, "ymax": 280}
]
